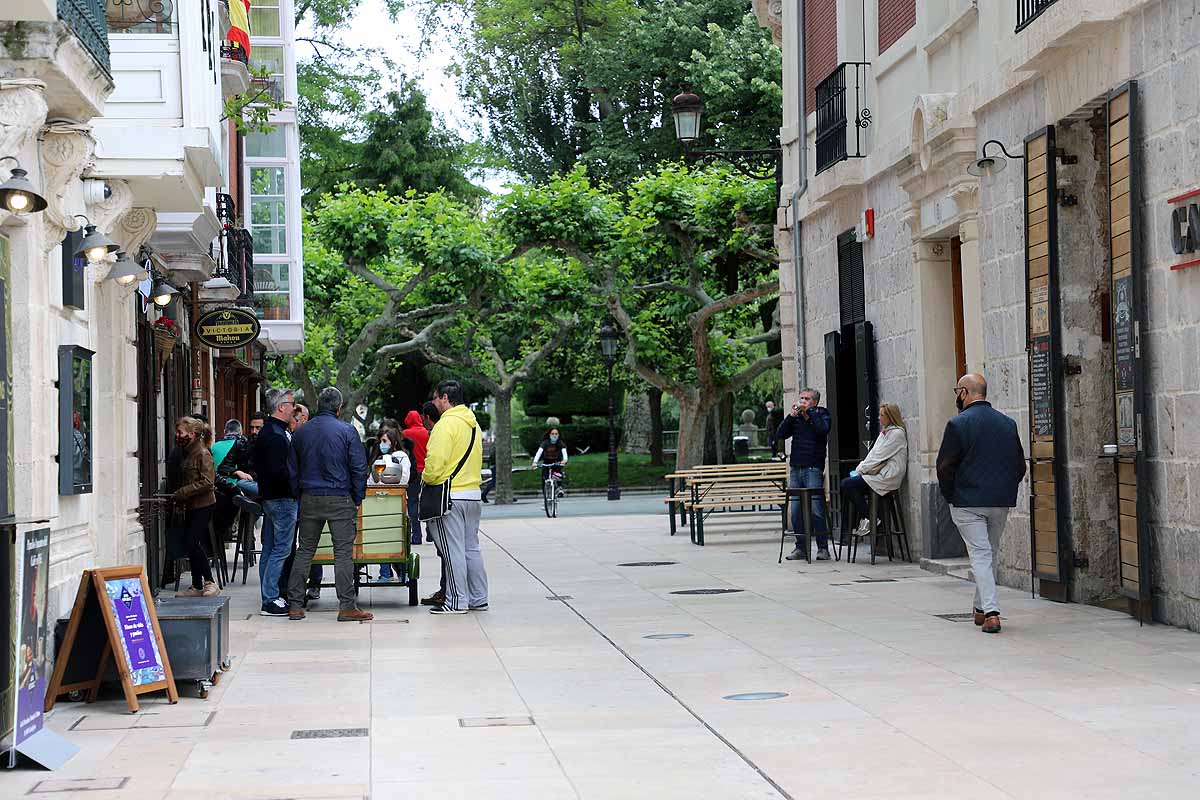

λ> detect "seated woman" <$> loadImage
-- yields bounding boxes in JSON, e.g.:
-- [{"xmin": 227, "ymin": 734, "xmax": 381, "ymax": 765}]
[{"xmin": 840, "ymin": 403, "xmax": 908, "ymax": 536}]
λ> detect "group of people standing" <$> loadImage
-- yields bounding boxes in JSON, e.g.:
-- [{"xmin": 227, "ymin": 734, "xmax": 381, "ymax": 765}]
[
  {"xmin": 165, "ymin": 378, "xmax": 490, "ymax": 621},
  {"xmin": 773, "ymin": 371, "xmax": 1025, "ymax": 634}
]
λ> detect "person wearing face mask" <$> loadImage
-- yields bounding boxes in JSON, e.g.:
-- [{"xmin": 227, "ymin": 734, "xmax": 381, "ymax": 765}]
[
  {"xmin": 173, "ymin": 417, "xmax": 220, "ymax": 597},
  {"xmin": 373, "ymin": 426, "xmax": 412, "ymax": 583},
  {"xmin": 532, "ymin": 427, "xmax": 569, "ymax": 496},
  {"xmin": 936, "ymin": 373, "xmax": 1027, "ymax": 634}
]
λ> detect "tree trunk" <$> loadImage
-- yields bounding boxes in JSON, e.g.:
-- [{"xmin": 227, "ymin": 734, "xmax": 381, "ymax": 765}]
[
  {"xmin": 673, "ymin": 401, "xmax": 710, "ymax": 470},
  {"xmin": 492, "ymin": 390, "xmax": 515, "ymax": 505},
  {"xmin": 648, "ymin": 387, "xmax": 664, "ymax": 467},
  {"xmin": 720, "ymin": 394, "xmax": 735, "ymax": 463}
]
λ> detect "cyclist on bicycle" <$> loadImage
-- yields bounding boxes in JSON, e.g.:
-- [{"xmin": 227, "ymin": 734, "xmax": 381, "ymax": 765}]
[{"xmin": 532, "ymin": 427, "xmax": 568, "ymax": 496}]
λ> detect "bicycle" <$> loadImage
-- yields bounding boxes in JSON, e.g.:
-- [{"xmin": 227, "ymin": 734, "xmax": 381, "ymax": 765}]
[{"xmin": 538, "ymin": 462, "xmax": 565, "ymax": 518}]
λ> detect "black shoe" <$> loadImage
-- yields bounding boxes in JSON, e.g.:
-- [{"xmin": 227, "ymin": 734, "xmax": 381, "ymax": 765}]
[
  {"xmin": 469, "ymin": 603, "xmax": 489, "ymax": 611},
  {"xmin": 481, "ymin": 497, "xmax": 490, "ymax": 504},
  {"xmin": 260, "ymin": 599, "xmax": 288, "ymax": 616},
  {"xmin": 430, "ymin": 605, "xmax": 468, "ymax": 615}
]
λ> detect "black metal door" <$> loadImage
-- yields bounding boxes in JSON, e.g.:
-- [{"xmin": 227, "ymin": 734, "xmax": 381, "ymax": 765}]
[
  {"xmin": 853, "ymin": 320, "xmax": 878, "ymax": 457},
  {"xmin": 824, "ymin": 330, "xmax": 842, "ymax": 473}
]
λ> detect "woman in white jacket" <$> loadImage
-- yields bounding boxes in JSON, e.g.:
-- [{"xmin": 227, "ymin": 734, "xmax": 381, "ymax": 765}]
[{"xmin": 840, "ymin": 403, "xmax": 908, "ymax": 536}]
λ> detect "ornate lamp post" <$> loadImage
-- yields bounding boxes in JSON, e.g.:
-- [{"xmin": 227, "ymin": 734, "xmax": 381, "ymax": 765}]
[
  {"xmin": 598, "ymin": 324, "xmax": 621, "ymax": 501},
  {"xmin": 670, "ymin": 89, "xmax": 782, "ymax": 194}
]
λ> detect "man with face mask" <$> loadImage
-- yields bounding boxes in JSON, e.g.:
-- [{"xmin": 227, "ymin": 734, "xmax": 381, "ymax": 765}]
[
  {"xmin": 936, "ymin": 374, "xmax": 1027, "ymax": 634},
  {"xmin": 765, "ymin": 400, "xmax": 785, "ymax": 459}
]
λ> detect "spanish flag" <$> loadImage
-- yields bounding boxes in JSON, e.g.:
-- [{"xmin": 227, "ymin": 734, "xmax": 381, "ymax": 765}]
[{"xmin": 227, "ymin": 0, "xmax": 251, "ymax": 58}]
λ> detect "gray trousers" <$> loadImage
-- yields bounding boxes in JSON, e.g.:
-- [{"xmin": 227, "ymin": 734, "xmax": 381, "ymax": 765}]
[
  {"xmin": 289, "ymin": 494, "xmax": 358, "ymax": 611},
  {"xmin": 429, "ymin": 500, "xmax": 487, "ymax": 611},
  {"xmin": 950, "ymin": 506, "xmax": 1010, "ymax": 614}
]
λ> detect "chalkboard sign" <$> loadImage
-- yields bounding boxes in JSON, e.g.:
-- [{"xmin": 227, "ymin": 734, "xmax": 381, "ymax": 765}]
[
  {"xmin": 44, "ymin": 566, "xmax": 176, "ymax": 714},
  {"xmin": 1113, "ymin": 274, "xmax": 1134, "ymax": 392},
  {"xmin": 1030, "ymin": 335, "xmax": 1054, "ymax": 436}
]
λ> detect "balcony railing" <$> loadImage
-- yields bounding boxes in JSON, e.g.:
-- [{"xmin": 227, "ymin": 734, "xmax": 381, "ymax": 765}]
[
  {"xmin": 59, "ymin": 0, "xmax": 111, "ymax": 76},
  {"xmin": 229, "ymin": 228, "xmax": 254, "ymax": 300},
  {"xmin": 1016, "ymin": 0, "xmax": 1061, "ymax": 32},
  {"xmin": 814, "ymin": 62, "xmax": 871, "ymax": 175},
  {"xmin": 105, "ymin": 0, "xmax": 175, "ymax": 34}
]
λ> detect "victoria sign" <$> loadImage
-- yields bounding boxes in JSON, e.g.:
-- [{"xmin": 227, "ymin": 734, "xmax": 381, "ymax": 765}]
[{"xmin": 194, "ymin": 307, "xmax": 260, "ymax": 349}]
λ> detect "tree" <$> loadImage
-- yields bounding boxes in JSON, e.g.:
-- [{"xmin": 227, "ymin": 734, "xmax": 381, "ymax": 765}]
[
  {"xmin": 285, "ymin": 188, "xmax": 492, "ymax": 423},
  {"xmin": 498, "ymin": 165, "xmax": 781, "ymax": 469}
]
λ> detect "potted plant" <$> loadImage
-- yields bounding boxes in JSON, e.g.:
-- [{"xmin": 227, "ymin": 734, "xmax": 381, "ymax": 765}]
[{"xmin": 152, "ymin": 316, "xmax": 179, "ymax": 357}]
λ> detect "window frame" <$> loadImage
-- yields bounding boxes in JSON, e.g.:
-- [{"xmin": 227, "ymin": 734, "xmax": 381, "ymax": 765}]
[{"xmin": 58, "ymin": 345, "xmax": 95, "ymax": 495}]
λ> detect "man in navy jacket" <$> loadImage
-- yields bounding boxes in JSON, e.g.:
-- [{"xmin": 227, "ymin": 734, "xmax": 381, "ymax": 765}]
[
  {"xmin": 936, "ymin": 374, "xmax": 1027, "ymax": 634},
  {"xmin": 776, "ymin": 388, "xmax": 832, "ymax": 560}
]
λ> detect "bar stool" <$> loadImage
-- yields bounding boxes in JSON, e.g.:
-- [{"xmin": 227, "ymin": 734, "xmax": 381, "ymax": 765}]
[
  {"xmin": 849, "ymin": 491, "xmax": 911, "ymax": 565},
  {"xmin": 229, "ymin": 494, "xmax": 262, "ymax": 584}
]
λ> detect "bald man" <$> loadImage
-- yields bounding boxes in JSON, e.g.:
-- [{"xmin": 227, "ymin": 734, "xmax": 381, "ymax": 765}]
[{"xmin": 936, "ymin": 374, "xmax": 1027, "ymax": 634}]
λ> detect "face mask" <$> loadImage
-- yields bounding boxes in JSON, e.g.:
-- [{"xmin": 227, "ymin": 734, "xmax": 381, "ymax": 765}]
[
  {"xmin": 379, "ymin": 442, "xmax": 392, "ymax": 454},
  {"xmin": 176, "ymin": 435, "xmax": 189, "ymax": 447},
  {"xmin": 955, "ymin": 394, "xmax": 965, "ymax": 412},
  {"xmin": 549, "ymin": 435, "xmax": 559, "ymax": 443}
]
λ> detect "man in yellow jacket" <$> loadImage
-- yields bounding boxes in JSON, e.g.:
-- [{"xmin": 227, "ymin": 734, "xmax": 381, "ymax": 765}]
[{"xmin": 423, "ymin": 379, "xmax": 488, "ymax": 614}]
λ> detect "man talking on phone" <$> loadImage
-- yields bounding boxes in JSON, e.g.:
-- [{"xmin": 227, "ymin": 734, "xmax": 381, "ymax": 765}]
[{"xmin": 776, "ymin": 388, "xmax": 832, "ymax": 561}]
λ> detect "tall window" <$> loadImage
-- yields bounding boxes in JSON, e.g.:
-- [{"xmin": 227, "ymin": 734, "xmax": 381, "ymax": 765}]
[
  {"xmin": 249, "ymin": 166, "xmax": 287, "ymax": 255},
  {"xmin": 246, "ymin": 130, "xmax": 291, "ymax": 319},
  {"xmin": 250, "ymin": 0, "xmax": 282, "ymax": 36},
  {"xmin": 249, "ymin": 45, "xmax": 286, "ymax": 102}
]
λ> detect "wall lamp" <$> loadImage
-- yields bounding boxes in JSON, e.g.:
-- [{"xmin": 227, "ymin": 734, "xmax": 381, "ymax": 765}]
[
  {"xmin": 72, "ymin": 215, "xmax": 119, "ymax": 264},
  {"xmin": 105, "ymin": 251, "xmax": 149, "ymax": 287},
  {"xmin": 967, "ymin": 140, "xmax": 1024, "ymax": 180},
  {"xmin": 150, "ymin": 270, "xmax": 179, "ymax": 307},
  {"xmin": 0, "ymin": 156, "xmax": 49, "ymax": 213}
]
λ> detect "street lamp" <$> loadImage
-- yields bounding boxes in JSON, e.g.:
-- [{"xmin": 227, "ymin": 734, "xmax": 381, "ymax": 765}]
[
  {"xmin": 105, "ymin": 251, "xmax": 148, "ymax": 287},
  {"xmin": 0, "ymin": 156, "xmax": 48, "ymax": 214},
  {"xmin": 669, "ymin": 89, "xmax": 782, "ymax": 195},
  {"xmin": 150, "ymin": 273, "xmax": 179, "ymax": 307},
  {"xmin": 598, "ymin": 323, "xmax": 621, "ymax": 501}
]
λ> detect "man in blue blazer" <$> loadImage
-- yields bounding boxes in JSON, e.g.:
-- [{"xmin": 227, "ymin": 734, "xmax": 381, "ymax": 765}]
[{"xmin": 936, "ymin": 374, "xmax": 1027, "ymax": 634}]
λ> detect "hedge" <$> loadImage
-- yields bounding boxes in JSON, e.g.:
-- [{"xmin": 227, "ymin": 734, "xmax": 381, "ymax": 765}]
[{"xmin": 516, "ymin": 419, "xmax": 623, "ymax": 456}]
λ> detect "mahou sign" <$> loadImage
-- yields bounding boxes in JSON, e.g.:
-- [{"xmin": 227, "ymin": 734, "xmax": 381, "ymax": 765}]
[{"xmin": 194, "ymin": 307, "xmax": 261, "ymax": 349}]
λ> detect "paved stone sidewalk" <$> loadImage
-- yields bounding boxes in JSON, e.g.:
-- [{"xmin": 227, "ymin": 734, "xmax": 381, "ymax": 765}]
[{"xmin": 4, "ymin": 508, "xmax": 1200, "ymax": 799}]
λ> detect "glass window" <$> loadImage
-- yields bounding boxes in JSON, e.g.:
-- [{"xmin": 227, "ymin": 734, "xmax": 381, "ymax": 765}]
[
  {"xmin": 58, "ymin": 346, "xmax": 94, "ymax": 494},
  {"xmin": 107, "ymin": 0, "xmax": 175, "ymax": 34},
  {"xmin": 248, "ymin": 166, "xmax": 287, "ymax": 255},
  {"xmin": 251, "ymin": 261, "xmax": 290, "ymax": 320},
  {"xmin": 246, "ymin": 128, "xmax": 286, "ymax": 158},
  {"xmin": 250, "ymin": 2, "xmax": 281, "ymax": 37}
]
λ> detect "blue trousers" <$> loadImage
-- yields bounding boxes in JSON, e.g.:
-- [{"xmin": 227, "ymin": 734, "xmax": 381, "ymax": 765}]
[
  {"xmin": 789, "ymin": 465, "xmax": 828, "ymax": 550},
  {"xmin": 259, "ymin": 498, "xmax": 298, "ymax": 604}
]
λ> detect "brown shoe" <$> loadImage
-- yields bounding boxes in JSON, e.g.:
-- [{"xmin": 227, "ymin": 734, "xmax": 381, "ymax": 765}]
[
  {"xmin": 421, "ymin": 591, "xmax": 445, "ymax": 606},
  {"xmin": 982, "ymin": 614, "xmax": 1001, "ymax": 634},
  {"xmin": 337, "ymin": 608, "xmax": 374, "ymax": 622},
  {"xmin": 973, "ymin": 608, "xmax": 986, "ymax": 626},
  {"xmin": 288, "ymin": 607, "xmax": 306, "ymax": 621}
]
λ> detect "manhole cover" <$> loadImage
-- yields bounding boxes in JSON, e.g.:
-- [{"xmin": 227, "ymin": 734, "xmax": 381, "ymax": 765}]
[
  {"xmin": 459, "ymin": 716, "xmax": 535, "ymax": 728},
  {"xmin": 546, "ymin": 595, "xmax": 573, "ymax": 601},
  {"xmin": 290, "ymin": 728, "xmax": 369, "ymax": 739},
  {"xmin": 618, "ymin": 561, "xmax": 678, "ymax": 567},
  {"xmin": 933, "ymin": 613, "xmax": 976, "ymax": 622},
  {"xmin": 29, "ymin": 778, "xmax": 130, "ymax": 793},
  {"xmin": 723, "ymin": 692, "xmax": 789, "ymax": 701},
  {"xmin": 670, "ymin": 588, "xmax": 744, "ymax": 595},
  {"xmin": 643, "ymin": 633, "xmax": 693, "ymax": 640}
]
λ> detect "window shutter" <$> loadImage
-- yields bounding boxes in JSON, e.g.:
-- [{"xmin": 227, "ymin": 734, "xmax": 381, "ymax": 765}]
[
  {"xmin": 805, "ymin": 0, "xmax": 839, "ymax": 115},
  {"xmin": 837, "ymin": 230, "xmax": 865, "ymax": 327},
  {"xmin": 878, "ymin": 0, "xmax": 916, "ymax": 55}
]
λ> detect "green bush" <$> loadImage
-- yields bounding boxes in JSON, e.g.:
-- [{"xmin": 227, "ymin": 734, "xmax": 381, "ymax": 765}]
[
  {"xmin": 517, "ymin": 419, "xmax": 623, "ymax": 456},
  {"xmin": 520, "ymin": 382, "xmax": 624, "ymax": 421},
  {"xmin": 473, "ymin": 410, "xmax": 491, "ymax": 431}
]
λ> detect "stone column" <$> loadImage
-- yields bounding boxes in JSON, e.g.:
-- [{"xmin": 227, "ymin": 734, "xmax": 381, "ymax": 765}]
[{"xmin": 958, "ymin": 214, "xmax": 986, "ymax": 374}]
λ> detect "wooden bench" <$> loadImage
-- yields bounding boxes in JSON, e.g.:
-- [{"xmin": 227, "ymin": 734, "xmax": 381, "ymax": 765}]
[
  {"xmin": 679, "ymin": 465, "xmax": 790, "ymax": 545},
  {"xmin": 663, "ymin": 463, "xmax": 788, "ymax": 537}
]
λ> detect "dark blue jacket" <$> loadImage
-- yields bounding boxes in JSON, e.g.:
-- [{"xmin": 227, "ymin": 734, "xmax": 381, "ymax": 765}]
[
  {"xmin": 776, "ymin": 407, "xmax": 831, "ymax": 469},
  {"xmin": 251, "ymin": 416, "xmax": 294, "ymax": 500},
  {"xmin": 288, "ymin": 411, "xmax": 369, "ymax": 505},
  {"xmin": 936, "ymin": 401, "xmax": 1027, "ymax": 508}
]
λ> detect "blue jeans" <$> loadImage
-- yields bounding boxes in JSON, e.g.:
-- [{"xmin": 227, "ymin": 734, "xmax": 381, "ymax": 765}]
[
  {"xmin": 237, "ymin": 479, "xmax": 259, "ymax": 498},
  {"xmin": 840, "ymin": 474, "xmax": 871, "ymax": 519},
  {"xmin": 789, "ymin": 465, "xmax": 828, "ymax": 550},
  {"xmin": 260, "ymin": 498, "xmax": 298, "ymax": 604}
]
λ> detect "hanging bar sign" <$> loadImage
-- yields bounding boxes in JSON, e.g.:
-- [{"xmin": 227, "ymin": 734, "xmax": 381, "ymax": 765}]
[{"xmin": 194, "ymin": 308, "xmax": 260, "ymax": 350}]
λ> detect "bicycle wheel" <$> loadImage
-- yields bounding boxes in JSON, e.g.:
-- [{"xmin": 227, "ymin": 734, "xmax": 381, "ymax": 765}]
[
  {"xmin": 543, "ymin": 478, "xmax": 553, "ymax": 518},
  {"xmin": 550, "ymin": 479, "xmax": 559, "ymax": 518}
]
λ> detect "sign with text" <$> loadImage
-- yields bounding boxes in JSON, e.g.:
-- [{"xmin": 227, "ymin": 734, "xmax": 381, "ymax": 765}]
[
  {"xmin": 193, "ymin": 307, "xmax": 260, "ymax": 350},
  {"xmin": 1030, "ymin": 335, "xmax": 1053, "ymax": 437},
  {"xmin": 45, "ymin": 566, "xmax": 176, "ymax": 714}
]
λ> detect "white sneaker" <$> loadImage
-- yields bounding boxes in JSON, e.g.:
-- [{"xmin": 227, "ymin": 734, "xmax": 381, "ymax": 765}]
[
  {"xmin": 202, "ymin": 581, "xmax": 220, "ymax": 597},
  {"xmin": 854, "ymin": 518, "xmax": 872, "ymax": 537}
]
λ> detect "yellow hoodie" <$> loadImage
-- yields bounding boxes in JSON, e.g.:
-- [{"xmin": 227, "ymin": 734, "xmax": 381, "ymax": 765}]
[{"xmin": 422, "ymin": 404, "xmax": 482, "ymax": 498}]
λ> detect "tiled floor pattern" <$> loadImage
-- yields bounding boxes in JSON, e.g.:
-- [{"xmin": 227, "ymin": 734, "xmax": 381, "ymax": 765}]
[{"xmin": 4, "ymin": 508, "xmax": 1200, "ymax": 799}]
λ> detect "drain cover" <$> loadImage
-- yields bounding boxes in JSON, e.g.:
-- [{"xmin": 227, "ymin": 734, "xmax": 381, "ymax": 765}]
[
  {"xmin": 618, "ymin": 561, "xmax": 678, "ymax": 567},
  {"xmin": 643, "ymin": 633, "xmax": 693, "ymax": 640},
  {"xmin": 546, "ymin": 595, "xmax": 573, "ymax": 601},
  {"xmin": 724, "ymin": 692, "xmax": 789, "ymax": 701},
  {"xmin": 290, "ymin": 728, "xmax": 368, "ymax": 739},
  {"xmin": 853, "ymin": 578, "xmax": 897, "ymax": 583},
  {"xmin": 933, "ymin": 613, "xmax": 977, "ymax": 622},
  {"xmin": 670, "ymin": 588, "xmax": 744, "ymax": 595},
  {"xmin": 29, "ymin": 778, "xmax": 130, "ymax": 793},
  {"xmin": 460, "ymin": 716, "xmax": 535, "ymax": 728}
]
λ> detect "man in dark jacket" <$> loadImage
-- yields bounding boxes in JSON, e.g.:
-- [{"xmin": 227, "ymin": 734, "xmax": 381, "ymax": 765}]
[
  {"xmin": 776, "ymin": 388, "xmax": 832, "ymax": 561},
  {"xmin": 764, "ymin": 400, "xmax": 785, "ymax": 459},
  {"xmin": 214, "ymin": 419, "xmax": 255, "ymax": 494},
  {"xmin": 936, "ymin": 373, "xmax": 1027, "ymax": 634},
  {"xmin": 251, "ymin": 388, "xmax": 297, "ymax": 617},
  {"xmin": 285, "ymin": 387, "xmax": 372, "ymax": 622}
]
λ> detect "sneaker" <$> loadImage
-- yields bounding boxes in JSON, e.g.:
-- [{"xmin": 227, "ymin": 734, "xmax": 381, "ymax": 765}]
[
  {"xmin": 337, "ymin": 608, "xmax": 374, "ymax": 622},
  {"xmin": 815, "ymin": 549, "xmax": 832, "ymax": 561},
  {"xmin": 260, "ymin": 599, "xmax": 288, "ymax": 617},
  {"xmin": 421, "ymin": 591, "xmax": 446, "ymax": 606},
  {"xmin": 854, "ymin": 518, "xmax": 872, "ymax": 537},
  {"xmin": 469, "ymin": 603, "xmax": 489, "ymax": 611},
  {"xmin": 982, "ymin": 613, "xmax": 1002, "ymax": 634},
  {"xmin": 288, "ymin": 607, "xmax": 306, "ymax": 621},
  {"xmin": 425, "ymin": 535, "xmax": 434, "ymax": 543},
  {"xmin": 429, "ymin": 605, "xmax": 468, "ymax": 615},
  {"xmin": 175, "ymin": 586, "xmax": 204, "ymax": 598},
  {"xmin": 784, "ymin": 547, "xmax": 806, "ymax": 561},
  {"xmin": 306, "ymin": 587, "xmax": 321, "ymax": 600},
  {"xmin": 201, "ymin": 581, "xmax": 220, "ymax": 597}
]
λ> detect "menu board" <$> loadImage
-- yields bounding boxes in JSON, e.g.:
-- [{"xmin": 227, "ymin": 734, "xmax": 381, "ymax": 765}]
[
  {"xmin": 13, "ymin": 529, "xmax": 50, "ymax": 754},
  {"xmin": 1113, "ymin": 274, "xmax": 1134, "ymax": 391},
  {"xmin": 103, "ymin": 578, "xmax": 164, "ymax": 687},
  {"xmin": 1031, "ymin": 335, "xmax": 1054, "ymax": 437}
]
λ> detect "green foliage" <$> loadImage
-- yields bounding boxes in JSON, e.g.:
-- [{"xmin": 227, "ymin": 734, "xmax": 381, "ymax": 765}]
[
  {"xmin": 511, "ymin": 452, "xmax": 669, "ymax": 490},
  {"xmin": 224, "ymin": 65, "xmax": 289, "ymax": 135},
  {"xmin": 517, "ymin": 420, "xmax": 623, "ymax": 456},
  {"xmin": 520, "ymin": 380, "xmax": 623, "ymax": 420},
  {"xmin": 473, "ymin": 410, "xmax": 492, "ymax": 431}
]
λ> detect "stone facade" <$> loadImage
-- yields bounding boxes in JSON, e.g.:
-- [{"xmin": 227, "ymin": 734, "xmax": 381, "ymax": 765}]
[{"xmin": 767, "ymin": 0, "xmax": 1200, "ymax": 629}]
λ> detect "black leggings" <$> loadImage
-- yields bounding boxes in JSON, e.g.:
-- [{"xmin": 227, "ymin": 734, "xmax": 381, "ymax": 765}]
[{"xmin": 186, "ymin": 504, "xmax": 215, "ymax": 589}]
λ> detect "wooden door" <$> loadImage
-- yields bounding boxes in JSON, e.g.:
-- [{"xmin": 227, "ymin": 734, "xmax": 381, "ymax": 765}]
[
  {"xmin": 1025, "ymin": 126, "xmax": 1072, "ymax": 601},
  {"xmin": 1106, "ymin": 82, "xmax": 1151, "ymax": 616}
]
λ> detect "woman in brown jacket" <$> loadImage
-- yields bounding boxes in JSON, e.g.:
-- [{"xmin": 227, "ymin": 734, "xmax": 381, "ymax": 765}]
[{"xmin": 174, "ymin": 416, "xmax": 219, "ymax": 597}]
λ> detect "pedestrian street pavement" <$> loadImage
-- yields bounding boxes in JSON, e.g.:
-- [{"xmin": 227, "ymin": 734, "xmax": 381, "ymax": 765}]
[{"xmin": 5, "ymin": 503, "xmax": 1200, "ymax": 799}]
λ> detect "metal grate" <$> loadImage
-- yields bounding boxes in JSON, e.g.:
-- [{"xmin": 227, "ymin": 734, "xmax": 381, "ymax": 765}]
[
  {"xmin": 814, "ymin": 62, "xmax": 872, "ymax": 173},
  {"xmin": 670, "ymin": 588, "xmax": 744, "ymax": 595},
  {"xmin": 546, "ymin": 595, "xmax": 573, "ymax": 601},
  {"xmin": 459, "ymin": 716, "xmax": 535, "ymax": 728},
  {"xmin": 618, "ymin": 561, "xmax": 678, "ymax": 567},
  {"xmin": 290, "ymin": 728, "xmax": 369, "ymax": 739},
  {"xmin": 30, "ymin": 777, "xmax": 129, "ymax": 793},
  {"xmin": 1015, "ymin": 0, "xmax": 1060, "ymax": 32}
]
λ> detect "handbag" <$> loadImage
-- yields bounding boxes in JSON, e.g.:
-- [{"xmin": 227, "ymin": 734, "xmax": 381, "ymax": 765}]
[{"xmin": 419, "ymin": 424, "xmax": 476, "ymax": 522}]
